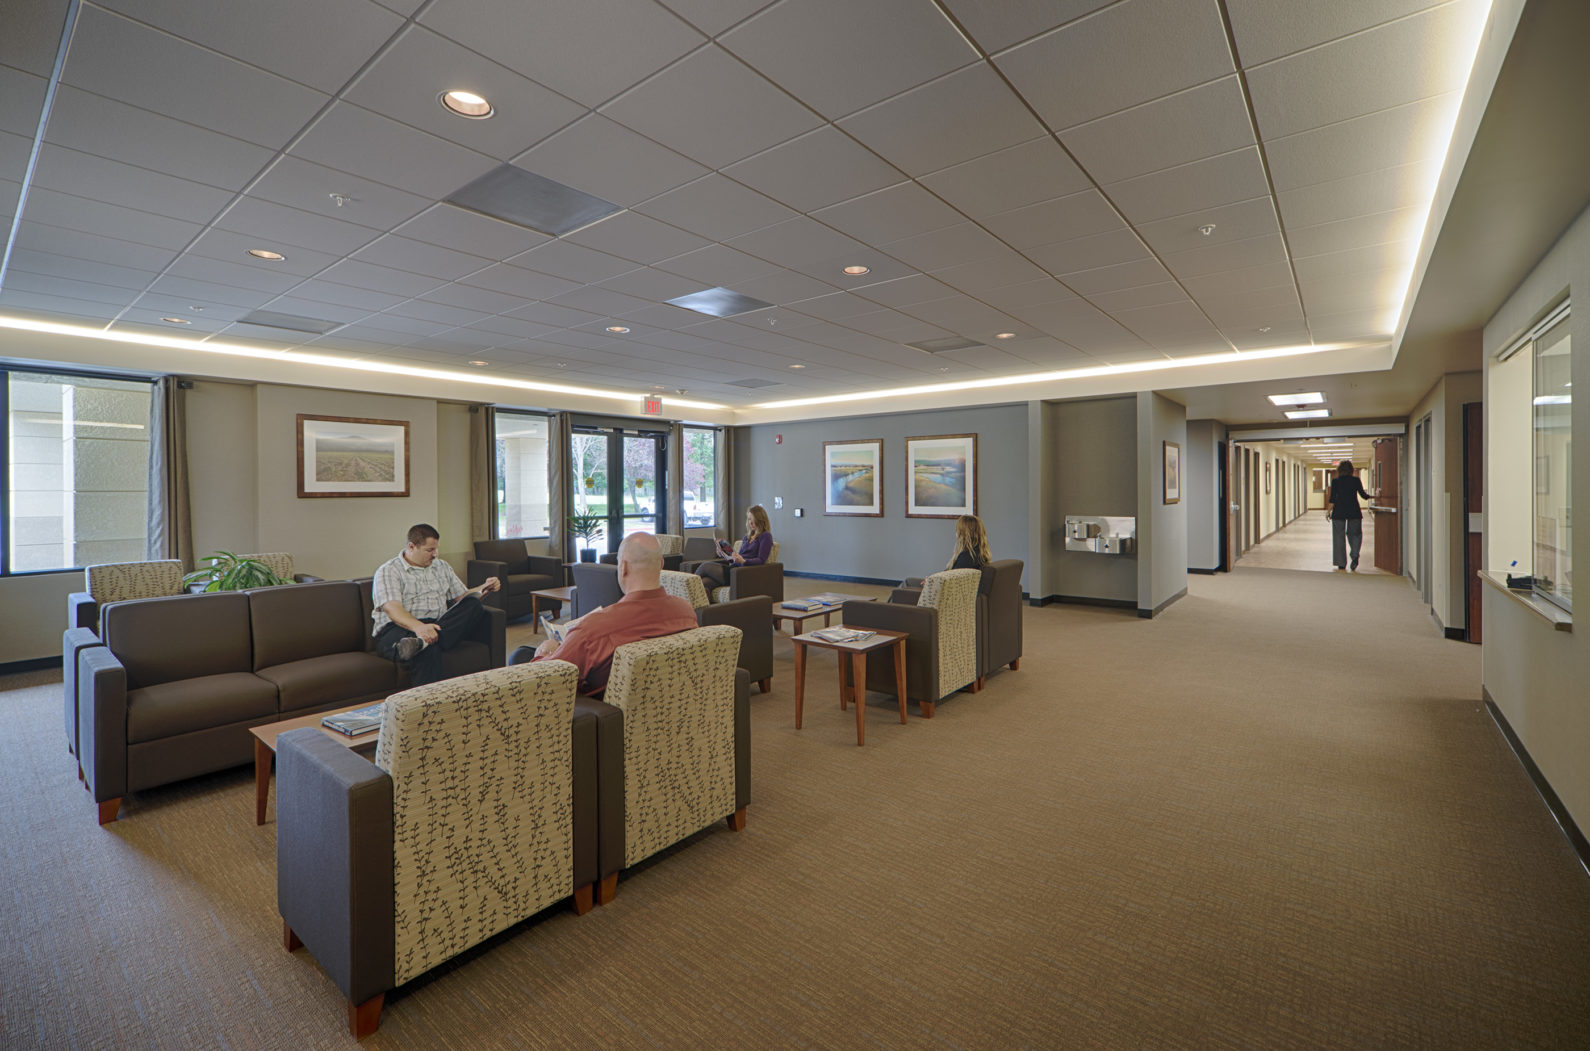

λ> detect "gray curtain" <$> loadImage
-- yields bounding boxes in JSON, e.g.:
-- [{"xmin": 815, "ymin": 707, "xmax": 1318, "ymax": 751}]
[
  {"xmin": 146, "ymin": 376, "xmax": 194, "ymax": 569},
  {"xmin": 714, "ymin": 426, "xmax": 733, "ymax": 540},
  {"xmin": 548, "ymin": 412, "xmax": 574, "ymax": 562},
  {"xmin": 468, "ymin": 404, "xmax": 495, "ymax": 543},
  {"xmin": 668, "ymin": 421, "xmax": 685, "ymax": 535}
]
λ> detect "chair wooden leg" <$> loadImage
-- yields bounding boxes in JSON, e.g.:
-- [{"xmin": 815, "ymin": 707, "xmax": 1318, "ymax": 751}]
[
  {"xmin": 97, "ymin": 798, "xmax": 121, "ymax": 825},
  {"xmin": 920, "ymin": 701, "xmax": 935, "ymax": 719},
  {"xmin": 758, "ymin": 678, "xmax": 771, "ymax": 694},
  {"xmin": 726, "ymin": 806, "xmax": 746, "ymax": 831},
  {"xmin": 283, "ymin": 921, "xmax": 302, "ymax": 952},
  {"xmin": 348, "ymin": 994, "xmax": 384, "ymax": 1039},
  {"xmin": 1009, "ymin": 657, "xmax": 1020, "ymax": 671},
  {"xmin": 971, "ymin": 676, "xmax": 984, "ymax": 693},
  {"xmin": 572, "ymin": 883, "xmax": 593, "ymax": 915},
  {"xmin": 596, "ymin": 872, "xmax": 618, "ymax": 906}
]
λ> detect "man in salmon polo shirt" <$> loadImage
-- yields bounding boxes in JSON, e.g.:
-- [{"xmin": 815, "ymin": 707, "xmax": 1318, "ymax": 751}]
[{"xmin": 513, "ymin": 531, "xmax": 697, "ymax": 696}]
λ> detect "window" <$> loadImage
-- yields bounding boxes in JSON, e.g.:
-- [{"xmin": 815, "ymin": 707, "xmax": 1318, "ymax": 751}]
[
  {"xmin": 493, "ymin": 410, "xmax": 550, "ymax": 539},
  {"xmin": 5, "ymin": 370, "xmax": 153, "ymax": 574},
  {"xmin": 1532, "ymin": 316, "xmax": 1572, "ymax": 611},
  {"xmin": 682, "ymin": 427, "xmax": 718, "ymax": 528}
]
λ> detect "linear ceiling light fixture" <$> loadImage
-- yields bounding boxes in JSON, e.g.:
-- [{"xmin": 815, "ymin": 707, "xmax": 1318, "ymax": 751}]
[
  {"xmin": 1266, "ymin": 391, "xmax": 1324, "ymax": 405},
  {"xmin": 755, "ymin": 343, "xmax": 1367, "ymax": 409},
  {"xmin": 0, "ymin": 315, "xmax": 727, "ymax": 410},
  {"xmin": 1285, "ymin": 409, "xmax": 1332, "ymax": 420}
]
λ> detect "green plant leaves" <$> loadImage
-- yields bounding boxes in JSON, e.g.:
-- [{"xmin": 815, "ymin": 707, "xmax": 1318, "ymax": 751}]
[{"xmin": 181, "ymin": 550, "xmax": 292, "ymax": 591}]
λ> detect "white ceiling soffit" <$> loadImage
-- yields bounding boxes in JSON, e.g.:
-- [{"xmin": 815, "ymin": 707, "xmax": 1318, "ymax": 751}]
[{"xmin": 0, "ymin": 0, "xmax": 1496, "ymax": 422}]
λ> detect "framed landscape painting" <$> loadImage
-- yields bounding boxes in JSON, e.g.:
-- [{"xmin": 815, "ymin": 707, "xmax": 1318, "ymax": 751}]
[
  {"xmin": 297, "ymin": 414, "xmax": 410, "ymax": 498},
  {"xmin": 824, "ymin": 439, "xmax": 883, "ymax": 516},
  {"xmin": 1163, "ymin": 440, "xmax": 1181, "ymax": 505},
  {"xmin": 905, "ymin": 433, "xmax": 976, "ymax": 518}
]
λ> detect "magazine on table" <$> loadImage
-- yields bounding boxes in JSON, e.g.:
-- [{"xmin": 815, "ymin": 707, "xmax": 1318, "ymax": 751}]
[
  {"xmin": 810, "ymin": 626, "xmax": 875, "ymax": 644},
  {"xmin": 806, "ymin": 592, "xmax": 852, "ymax": 607},
  {"xmin": 322, "ymin": 702, "xmax": 385, "ymax": 737},
  {"xmin": 780, "ymin": 598, "xmax": 824, "ymax": 611}
]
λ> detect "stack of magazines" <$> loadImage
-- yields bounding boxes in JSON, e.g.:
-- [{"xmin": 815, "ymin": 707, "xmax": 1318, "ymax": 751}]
[
  {"xmin": 780, "ymin": 598, "xmax": 824, "ymax": 611},
  {"xmin": 807, "ymin": 592, "xmax": 851, "ymax": 606},
  {"xmin": 321, "ymin": 701, "xmax": 385, "ymax": 737},
  {"xmin": 810, "ymin": 626, "xmax": 875, "ymax": 644}
]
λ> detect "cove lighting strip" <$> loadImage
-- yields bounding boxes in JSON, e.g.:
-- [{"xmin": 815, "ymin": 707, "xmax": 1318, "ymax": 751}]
[
  {"xmin": 753, "ymin": 342, "xmax": 1372, "ymax": 410},
  {"xmin": 0, "ymin": 315, "xmax": 728, "ymax": 411}
]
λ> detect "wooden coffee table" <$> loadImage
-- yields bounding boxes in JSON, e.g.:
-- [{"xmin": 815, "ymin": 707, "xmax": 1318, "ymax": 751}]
[
  {"xmin": 772, "ymin": 594, "xmax": 873, "ymax": 633},
  {"xmin": 248, "ymin": 702, "xmax": 381, "ymax": 825},
  {"xmin": 791, "ymin": 626, "xmax": 907, "ymax": 746},
  {"xmin": 531, "ymin": 585, "xmax": 575, "ymax": 621}
]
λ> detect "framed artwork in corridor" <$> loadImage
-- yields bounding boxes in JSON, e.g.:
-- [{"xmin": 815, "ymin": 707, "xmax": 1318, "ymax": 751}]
[
  {"xmin": 824, "ymin": 439, "xmax": 883, "ymax": 516},
  {"xmin": 297, "ymin": 414, "xmax": 410, "ymax": 498},
  {"xmin": 1163, "ymin": 441, "xmax": 1181, "ymax": 504},
  {"xmin": 905, "ymin": 433, "xmax": 977, "ymax": 518}
]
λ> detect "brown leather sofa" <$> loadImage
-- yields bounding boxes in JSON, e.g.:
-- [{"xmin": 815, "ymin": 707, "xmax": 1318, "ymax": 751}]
[
  {"xmin": 75, "ymin": 580, "xmax": 504, "ymax": 824},
  {"xmin": 467, "ymin": 539, "xmax": 565, "ymax": 621}
]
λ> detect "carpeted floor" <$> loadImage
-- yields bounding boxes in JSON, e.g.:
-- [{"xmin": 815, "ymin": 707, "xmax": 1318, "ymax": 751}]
[
  {"xmin": 4, "ymin": 568, "xmax": 1587, "ymax": 1049},
  {"xmin": 1236, "ymin": 510, "xmax": 1388, "ymax": 574}
]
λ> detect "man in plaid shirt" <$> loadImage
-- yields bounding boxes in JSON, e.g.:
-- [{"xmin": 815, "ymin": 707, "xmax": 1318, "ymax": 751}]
[{"xmin": 372, "ymin": 523, "xmax": 501, "ymax": 686}]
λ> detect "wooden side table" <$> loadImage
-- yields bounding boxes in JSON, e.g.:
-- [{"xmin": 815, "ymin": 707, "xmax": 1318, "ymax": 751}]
[
  {"xmin": 791, "ymin": 627, "xmax": 908, "ymax": 746},
  {"xmin": 248, "ymin": 704, "xmax": 380, "ymax": 825},
  {"xmin": 531, "ymin": 585, "xmax": 576, "ymax": 622}
]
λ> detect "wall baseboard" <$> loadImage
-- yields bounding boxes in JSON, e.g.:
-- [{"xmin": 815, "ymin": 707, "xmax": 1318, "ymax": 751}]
[
  {"xmin": 1038, "ymin": 594, "xmax": 1134, "ymax": 610},
  {"xmin": 0, "ymin": 656, "xmax": 59, "ymax": 677},
  {"xmin": 1444, "ymin": 626, "xmax": 1466, "ymax": 641},
  {"xmin": 1483, "ymin": 689, "xmax": 1590, "ymax": 879},
  {"xmin": 1137, "ymin": 587, "xmax": 1188, "ymax": 619},
  {"xmin": 784, "ymin": 570, "xmax": 908, "ymax": 587},
  {"xmin": 1188, "ymin": 567, "xmax": 1219, "ymax": 575}
]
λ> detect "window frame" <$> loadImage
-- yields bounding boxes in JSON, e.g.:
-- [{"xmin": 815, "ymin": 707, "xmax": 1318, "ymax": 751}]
[
  {"xmin": 680, "ymin": 425, "xmax": 720, "ymax": 531},
  {"xmin": 492, "ymin": 408, "xmax": 553, "ymax": 541},
  {"xmin": 1530, "ymin": 314, "xmax": 1572, "ymax": 612}
]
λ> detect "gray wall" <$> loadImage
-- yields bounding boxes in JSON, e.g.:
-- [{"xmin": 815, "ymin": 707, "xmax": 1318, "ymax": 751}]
[
  {"xmin": 732, "ymin": 404, "xmax": 1030, "ymax": 589},
  {"xmin": 1043, "ymin": 396, "xmax": 1137, "ymax": 603},
  {"xmin": 1185, "ymin": 419, "xmax": 1226, "ymax": 571},
  {"xmin": 1137, "ymin": 391, "xmax": 1189, "ymax": 614}
]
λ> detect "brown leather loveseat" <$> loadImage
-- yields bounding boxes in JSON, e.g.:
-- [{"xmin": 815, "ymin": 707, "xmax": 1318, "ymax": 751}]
[{"xmin": 74, "ymin": 580, "xmax": 504, "ymax": 825}]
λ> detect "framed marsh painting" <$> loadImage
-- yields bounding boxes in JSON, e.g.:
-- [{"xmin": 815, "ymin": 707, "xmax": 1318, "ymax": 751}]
[
  {"xmin": 297, "ymin": 414, "xmax": 410, "ymax": 498},
  {"xmin": 1163, "ymin": 440, "xmax": 1181, "ymax": 505},
  {"xmin": 824, "ymin": 439, "xmax": 883, "ymax": 516},
  {"xmin": 905, "ymin": 433, "xmax": 977, "ymax": 518}
]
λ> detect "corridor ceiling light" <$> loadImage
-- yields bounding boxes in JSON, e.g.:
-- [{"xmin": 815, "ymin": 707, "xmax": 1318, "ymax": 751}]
[
  {"xmin": 841, "ymin": 265, "xmax": 870, "ymax": 276},
  {"xmin": 1285, "ymin": 409, "xmax": 1331, "ymax": 419},
  {"xmin": 440, "ymin": 89, "xmax": 494, "ymax": 118},
  {"xmin": 994, "ymin": 332, "xmax": 1017, "ymax": 340},
  {"xmin": 247, "ymin": 249, "xmax": 285, "ymax": 261},
  {"xmin": 1267, "ymin": 392, "xmax": 1324, "ymax": 405},
  {"xmin": 605, "ymin": 325, "xmax": 629, "ymax": 333},
  {"xmin": 0, "ymin": 314, "xmax": 729, "ymax": 411},
  {"xmin": 160, "ymin": 317, "xmax": 191, "ymax": 324}
]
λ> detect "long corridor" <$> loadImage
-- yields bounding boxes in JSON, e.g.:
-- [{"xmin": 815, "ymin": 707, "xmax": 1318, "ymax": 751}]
[{"xmin": 1236, "ymin": 508, "xmax": 1389, "ymax": 574}]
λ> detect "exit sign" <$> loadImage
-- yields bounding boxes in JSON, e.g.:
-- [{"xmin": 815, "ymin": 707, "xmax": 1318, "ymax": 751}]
[{"xmin": 643, "ymin": 396, "xmax": 662, "ymax": 415}]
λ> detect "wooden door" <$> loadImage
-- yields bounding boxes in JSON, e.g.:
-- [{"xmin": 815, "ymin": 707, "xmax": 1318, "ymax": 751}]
[
  {"xmin": 1463, "ymin": 403, "xmax": 1482, "ymax": 643},
  {"xmin": 1373, "ymin": 437, "xmax": 1401, "ymax": 574}
]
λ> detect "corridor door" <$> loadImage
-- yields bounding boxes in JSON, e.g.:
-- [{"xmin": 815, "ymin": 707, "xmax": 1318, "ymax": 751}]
[{"xmin": 1373, "ymin": 437, "xmax": 1401, "ymax": 574}]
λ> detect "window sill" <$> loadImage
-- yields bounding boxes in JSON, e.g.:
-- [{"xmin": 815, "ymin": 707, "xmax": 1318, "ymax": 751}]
[{"xmin": 1478, "ymin": 571, "xmax": 1572, "ymax": 632}]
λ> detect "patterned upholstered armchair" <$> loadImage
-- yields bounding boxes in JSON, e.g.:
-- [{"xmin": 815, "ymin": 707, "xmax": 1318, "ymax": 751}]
[
  {"xmin": 245, "ymin": 552, "xmax": 321, "ymax": 584},
  {"xmin": 586, "ymin": 625, "xmax": 750, "ymax": 904},
  {"xmin": 657, "ymin": 570, "xmax": 774, "ymax": 692},
  {"xmin": 468, "ymin": 539, "xmax": 565, "ymax": 621},
  {"xmin": 890, "ymin": 559, "xmax": 1025, "ymax": 687},
  {"xmin": 840, "ymin": 569, "xmax": 982, "ymax": 718},
  {"xmin": 277, "ymin": 661, "xmax": 616, "ymax": 1038},
  {"xmin": 679, "ymin": 538, "xmax": 784, "ymax": 605}
]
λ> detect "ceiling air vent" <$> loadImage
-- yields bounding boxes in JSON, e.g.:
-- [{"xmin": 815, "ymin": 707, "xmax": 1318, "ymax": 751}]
[
  {"xmin": 236, "ymin": 310, "xmax": 342, "ymax": 335},
  {"xmin": 726, "ymin": 377, "xmax": 779, "ymax": 388},
  {"xmin": 666, "ymin": 287, "xmax": 775, "ymax": 318},
  {"xmin": 906, "ymin": 336, "xmax": 983, "ymax": 353},
  {"xmin": 446, "ymin": 164, "xmax": 622, "ymax": 237}
]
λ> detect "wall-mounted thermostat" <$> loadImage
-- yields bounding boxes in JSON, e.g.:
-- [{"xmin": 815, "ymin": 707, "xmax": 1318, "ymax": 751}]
[{"xmin": 793, "ymin": 508, "xmax": 803, "ymax": 517}]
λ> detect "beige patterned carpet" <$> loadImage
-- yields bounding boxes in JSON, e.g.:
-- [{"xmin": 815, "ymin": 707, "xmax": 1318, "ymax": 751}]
[
  {"xmin": 1237, "ymin": 509, "xmax": 1389, "ymax": 574},
  {"xmin": 4, "ymin": 568, "xmax": 1587, "ymax": 1048}
]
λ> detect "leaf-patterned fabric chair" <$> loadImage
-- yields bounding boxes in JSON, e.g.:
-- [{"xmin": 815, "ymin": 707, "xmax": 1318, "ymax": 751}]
[
  {"xmin": 841, "ymin": 568, "xmax": 982, "ymax": 718},
  {"xmin": 588, "ymin": 625, "xmax": 750, "ymax": 904},
  {"xmin": 277, "ymin": 661, "xmax": 613, "ymax": 1038},
  {"xmin": 244, "ymin": 552, "xmax": 320, "ymax": 584},
  {"xmin": 657, "ymin": 570, "xmax": 774, "ymax": 693}
]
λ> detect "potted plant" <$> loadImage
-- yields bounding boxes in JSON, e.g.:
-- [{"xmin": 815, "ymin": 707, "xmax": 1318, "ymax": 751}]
[
  {"xmin": 182, "ymin": 551, "xmax": 292, "ymax": 592},
  {"xmin": 566, "ymin": 513, "xmax": 606, "ymax": 562}
]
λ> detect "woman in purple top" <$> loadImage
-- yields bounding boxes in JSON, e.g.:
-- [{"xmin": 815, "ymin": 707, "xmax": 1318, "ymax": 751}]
[{"xmin": 695, "ymin": 504, "xmax": 773, "ymax": 589}]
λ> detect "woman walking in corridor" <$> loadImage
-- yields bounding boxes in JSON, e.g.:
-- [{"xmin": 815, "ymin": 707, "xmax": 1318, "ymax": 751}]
[{"xmin": 1328, "ymin": 459, "xmax": 1372, "ymax": 571}]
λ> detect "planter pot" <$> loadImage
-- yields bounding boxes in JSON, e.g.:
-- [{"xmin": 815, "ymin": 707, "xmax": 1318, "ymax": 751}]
[{"xmin": 579, "ymin": 548, "xmax": 597, "ymax": 563}]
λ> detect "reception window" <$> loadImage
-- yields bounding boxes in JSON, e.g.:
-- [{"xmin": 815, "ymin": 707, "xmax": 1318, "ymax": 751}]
[{"xmin": 1531, "ymin": 316, "xmax": 1572, "ymax": 611}]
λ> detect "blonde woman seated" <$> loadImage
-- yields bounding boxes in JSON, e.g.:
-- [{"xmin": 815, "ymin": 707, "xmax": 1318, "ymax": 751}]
[
  {"xmin": 904, "ymin": 514, "xmax": 991, "ymax": 587},
  {"xmin": 694, "ymin": 504, "xmax": 774, "ymax": 590}
]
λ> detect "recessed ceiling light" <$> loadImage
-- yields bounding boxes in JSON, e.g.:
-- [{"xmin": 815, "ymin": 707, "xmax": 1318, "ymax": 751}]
[
  {"xmin": 994, "ymin": 332, "xmax": 1017, "ymax": 340},
  {"xmin": 841, "ymin": 265, "xmax": 870, "ymax": 276},
  {"xmin": 468, "ymin": 360, "xmax": 488, "ymax": 366},
  {"xmin": 1285, "ymin": 409, "xmax": 1331, "ymax": 419},
  {"xmin": 160, "ymin": 317, "xmax": 190, "ymax": 324},
  {"xmin": 440, "ymin": 89, "xmax": 494, "ymax": 119},
  {"xmin": 1199, "ymin": 224, "xmax": 1216, "ymax": 236},
  {"xmin": 788, "ymin": 363, "xmax": 805, "ymax": 369},
  {"xmin": 605, "ymin": 325, "xmax": 629, "ymax": 333},
  {"xmin": 1267, "ymin": 392, "xmax": 1325, "ymax": 405},
  {"xmin": 936, "ymin": 367, "xmax": 950, "ymax": 373},
  {"xmin": 247, "ymin": 249, "xmax": 285, "ymax": 261},
  {"xmin": 554, "ymin": 362, "xmax": 568, "ymax": 368},
  {"xmin": 1258, "ymin": 326, "xmax": 1272, "ymax": 333}
]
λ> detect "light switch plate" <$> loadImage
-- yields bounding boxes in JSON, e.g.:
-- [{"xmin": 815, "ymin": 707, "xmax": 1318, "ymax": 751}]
[{"xmin": 773, "ymin": 496, "xmax": 783, "ymax": 509}]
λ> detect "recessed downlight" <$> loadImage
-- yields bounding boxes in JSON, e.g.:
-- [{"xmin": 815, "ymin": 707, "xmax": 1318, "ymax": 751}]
[
  {"xmin": 994, "ymin": 332, "xmax": 1016, "ymax": 340},
  {"xmin": 468, "ymin": 360, "xmax": 488, "ymax": 366},
  {"xmin": 788, "ymin": 363, "xmax": 805, "ymax": 369},
  {"xmin": 160, "ymin": 316, "xmax": 190, "ymax": 324},
  {"xmin": 440, "ymin": 89, "xmax": 494, "ymax": 119},
  {"xmin": 1267, "ymin": 392, "xmax": 1325, "ymax": 405},
  {"xmin": 247, "ymin": 249, "xmax": 285, "ymax": 261},
  {"xmin": 605, "ymin": 325, "xmax": 630, "ymax": 334},
  {"xmin": 841, "ymin": 265, "xmax": 870, "ymax": 276}
]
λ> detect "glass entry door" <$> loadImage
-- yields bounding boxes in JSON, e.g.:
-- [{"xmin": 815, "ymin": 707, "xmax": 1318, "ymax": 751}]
[{"xmin": 571, "ymin": 426, "xmax": 667, "ymax": 554}]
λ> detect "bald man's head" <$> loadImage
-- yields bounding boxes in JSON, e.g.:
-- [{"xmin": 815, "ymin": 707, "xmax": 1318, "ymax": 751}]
[{"xmin": 616, "ymin": 532, "xmax": 664, "ymax": 593}]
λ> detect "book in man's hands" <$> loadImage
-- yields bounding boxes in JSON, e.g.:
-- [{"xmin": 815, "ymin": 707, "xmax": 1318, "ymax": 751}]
[
  {"xmin": 810, "ymin": 626, "xmax": 875, "ymax": 644},
  {"xmin": 322, "ymin": 702, "xmax": 385, "ymax": 737}
]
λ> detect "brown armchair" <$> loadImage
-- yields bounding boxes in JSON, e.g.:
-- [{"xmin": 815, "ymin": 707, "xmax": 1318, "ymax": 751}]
[
  {"xmin": 569, "ymin": 562, "xmax": 624, "ymax": 619},
  {"xmin": 893, "ymin": 559, "xmax": 1025, "ymax": 687},
  {"xmin": 680, "ymin": 538, "xmax": 783, "ymax": 605},
  {"xmin": 840, "ymin": 569, "xmax": 982, "ymax": 718},
  {"xmin": 468, "ymin": 539, "xmax": 564, "ymax": 621},
  {"xmin": 658, "ymin": 570, "xmax": 774, "ymax": 692}
]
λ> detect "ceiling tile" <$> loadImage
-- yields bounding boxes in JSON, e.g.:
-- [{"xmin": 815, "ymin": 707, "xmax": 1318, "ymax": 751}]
[
  {"xmin": 143, "ymin": 273, "xmax": 280, "ymax": 309},
  {"xmin": 653, "ymin": 244, "xmax": 782, "ymax": 287},
  {"xmin": 1104, "ymin": 146, "xmax": 1271, "ymax": 224},
  {"xmin": 4, "ymin": 270, "xmax": 139, "ymax": 308},
  {"xmin": 384, "ymin": 298, "xmax": 489, "ymax": 327},
  {"xmin": 1086, "ymin": 281, "xmax": 1191, "ymax": 313},
  {"xmin": 1137, "ymin": 196, "xmax": 1280, "ymax": 256},
  {"xmin": 461, "ymin": 263, "xmax": 582, "ymax": 301},
  {"xmin": 929, "ymin": 250, "xmax": 1051, "ymax": 294},
  {"xmin": 1060, "ymin": 75, "xmax": 1254, "ymax": 185},
  {"xmin": 995, "ymin": 0, "xmax": 1233, "ymax": 131},
  {"xmin": 1225, "ymin": 0, "xmax": 1447, "ymax": 67},
  {"xmin": 394, "ymin": 204, "xmax": 551, "ymax": 259},
  {"xmin": 417, "ymin": 283, "xmax": 529, "ymax": 315},
  {"xmin": 0, "ymin": 66, "xmax": 47, "ymax": 136},
  {"xmin": 1264, "ymin": 94, "xmax": 1454, "ymax": 192},
  {"xmin": 0, "ymin": 290, "xmax": 120, "ymax": 323},
  {"xmin": 918, "ymin": 136, "xmax": 1090, "ymax": 217},
  {"xmin": 62, "ymin": 6, "xmax": 329, "ymax": 148},
  {"xmin": 1287, "ymin": 206, "xmax": 1425, "ymax": 259},
  {"xmin": 22, "ymin": 187, "xmax": 200, "ymax": 250},
  {"xmin": 1292, "ymin": 241, "xmax": 1415, "ymax": 284},
  {"xmin": 14, "ymin": 221, "xmax": 178, "ymax": 271},
  {"xmin": 186, "ymin": 228, "xmax": 338, "ymax": 277},
  {"xmin": 1221, "ymin": 320, "xmax": 1311, "ymax": 350},
  {"xmin": 654, "ymin": 0, "xmax": 776, "ymax": 37},
  {"xmin": 1275, "ymin": 157, "xmax": 1440, "ymax": 230},
  {"xmin": 1, "ymin": 0, "xmax": 69, "ymax": 77},
  {"xmin": 513, "ymin": 113, "xmax": 708, "ymax": 207},
  {"xmin": 344, "ymin": 25, "xmax": 587, "ymax": 162},
  {"xmin": 246, "ymin": 155, "xmax": 432, "ymax": 233},
  {"xmin": 289, "ymin": 279, "xmax": 410, "ymax": 314},
  {"xmin": 461, "ymin": 315, "xmax": 560, "ymax": 341},
  {"xmin": 563, "ymin": 211, "xmax": 709, "ymax": 265},
  {"xmin": 164, "ymin": 254, "xmax": 303, "ymax": 294},
  {"xmin": 291, "ymin": 102, "xmax": 498, "ymax": 200},
  {"xmin": 855, "ymin": 274, "xmax": 957, "ymax": 309},
  {"xmin": 31, "ymin": 144, "xmax": 234, "ymax": 225},
  {"xmin": 633, "ymin": 174, "xmax": 798, "ymax": 243},
  {"xmin": 1305, "ymin": 307, "xmax": 1386, "ymax": 342},
  {"xmin": 729, "ymin": 268, "xmax": 840, "ymax": 307},
  {"xmin": 976, "ymin": 278, "xmax": 1080, "ymax": 313},
  {"xmin": 598, "ymin": 267, "xmax": 706, "ymax": 303},
  {"xmin": 218, "ymin": 196, "xmax": 384, "ymax": 256},
  {"xmin": 545, "ymin": 286, "xmax": 655, "ymax": 318},
  {"xmin": 420, "ymin": 0, "xmax": 705, "ymax": 109},
  {"xmin": 939, "ymin": 0, "xmax": 1117, "ymax": 55},
  {"xmin": 1050, "ymin": 256, "xmax": 1171, "ymax": 296},
  {"xmin": 1027, "ymin": 228, "xmax": 1150, "ymax": 277},
  {"xmin": 809, "ymin": 182, "xmax": 965, "ymax": 245},
  {"xmin": 727, "ymin": 218, "xmax": 867, "ymax": 270},
  {"xmin": 316, "ymin": 258, "xmax": 450, "ymax": 298},
  {"xmin": 979, "ymin": 190, "xmax": 1123, "ymax": 250},
  {"xmin": 723, "ymin": 127, "xmax": 903, "ymax": 213},
  {"xmin": 719, "ymin": 0, "xmax": 976, "ymax": 119},
  {"xmin": 7, "ymin": 249, "xmax": 158, "ymax": 292},
  {"xmin": 352, "ymin": 234, "xmax": 492, "ymax": 280},
  {"xmin": 512, "ymin": 239, "xmax": 643, "ymax": 285},
  {"xmin": 880, "ymin": 223, "xmax": 1008, "ymax": 273},
  {"xmin": 602, "ymin": 44, "xmax": 822, "ymax": 169},
  {"xmin": 1162, "ymin": 231, "xmax": 1288, "ymax": 280},
  {"xmin": 1180, "ymin": 259, "xmax": 1295, "ymax": 298},
  {"xmin": 837, "ymin": 63, "xmax": 1044, "ymax": 177}
]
